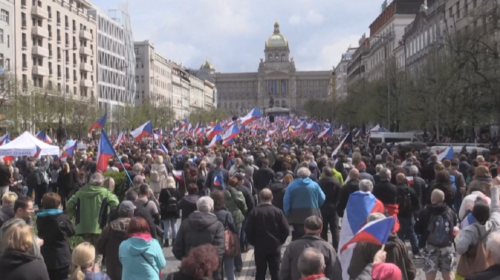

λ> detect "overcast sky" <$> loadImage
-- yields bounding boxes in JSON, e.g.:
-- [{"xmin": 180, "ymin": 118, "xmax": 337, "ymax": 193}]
[{"xmin": 92, "ymin": 0, "xmax": 383, "ymax": 72}]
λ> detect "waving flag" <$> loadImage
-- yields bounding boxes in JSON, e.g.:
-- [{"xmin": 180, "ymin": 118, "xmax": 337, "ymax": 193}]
[
  {"xmin": 178, "ymin": 146, "xmax": 188, "ymax": 155},
  {"xmin": 354, "ymin": 128, "xmax": 362, "ymax": 138},
  {"xmin": 304, "ymin": 123, "xmax": 319, "ymax": 133},
  {"xmin": 114, "ymin": 131, "xmax": 125, "ymax": 147},
  {"xmin": 96, "ymin": 130, "xmax": 116, "ymax": 173},
  {"xmin": 0, "ymin": 133, "xmax": 9, "ymax": 146},
  {"xmin": 173, "ymin": 170, "xmax": 184, "ymax": 182},
  {"xmin": 60, "ymin": 140, "xmax": 78, "ymax": 159},
  {"xmin": 154, "ymin": 128, "xmax": 163, "ymax": 141},
  {"xmin": 196, "ymin": 127, "xmax": 205, "ymax": 137},
  {"xmin": 340, "ymin": 216, "xmax": 395, "ymax": 253},
  {"xmin": 157, "ymin": 143, "xmax": 169, "ymax": 155},
  {"xmin": 206, "ymin": 123, "xmax": 224, "ymax": 140},
  {"xmin": 240, "ymin": 108, "xmax": 262, "ymax": 126},
  {"xmin": 36, "ymin": 131, "xmax": 52, "ymax": 144},
  {"xmin": 33, "ymin": 145, "xmax": 42, "ymax": 159},
  {"xmin": 207, "ymin": 134, "xmax": 222, "ymax": 148},
  {"xmin": 338, "ymin": 191, "xmax": 385, "ymax": 279},
  {"xmin": 222, "ymin": 138, "xmax": 234, "ymax": 146},
  {"xmin": 130, "ymin": 120, "xmax": 153, "ymax": 141},
  {"xmin": 331, "ymin": 133, "xmax": 350, "ymax": 157},
  {"xmin": 88, "ymin": 113, "xmax": 107, "ymax": 134},
  {"xmin": 222, "ymin": 124, "xmax": 240, "ymax": 142},
  {"xmin": 192, "ymin": 123, "xmax": 200, "ymax": 137},
  {"xmin": 181, "ymin": 118, "xmax": 189, "ymax": 128},
  {"xmin": 437, "ymin": 145, "xmax": 454, "ymax": 162},
  {"xmin": 317, "ymin": 126, "xmax": 333, "ymax": 139},
  {"xmin": 264, "ymin": 136, "xmax": 272, "ymax": 144}
]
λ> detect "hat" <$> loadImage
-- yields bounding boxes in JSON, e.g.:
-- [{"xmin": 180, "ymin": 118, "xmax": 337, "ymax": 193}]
[
  {"xmin": 357, "ymin": 161, "xmax": 366, "ymax": 170},
  {"xmin": 119, "ymin": 201, "xmax": 136, "ymax": 214},
  {"xmin": 304, "ymin": 216, "xmax": 323, "ymax": 231},
  {"xmin": 274, "ymin": 172, "xmax": 284, "ymax": 180},
  {"xmin": 372, "ymin": 263, "xmax": 402, "ymax": 280}
]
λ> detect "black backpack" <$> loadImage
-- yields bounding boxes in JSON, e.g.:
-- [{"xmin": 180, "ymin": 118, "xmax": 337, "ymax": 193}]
[
  {"xmin": 427, "ymin": 210, "xmax": 456, "ymax": 247},
  {"xmin": 397, "ymin": 187, "xmax": 412, "ymax": 213},
  {"xmin": 161, "ymin": 190, "xmax": 178, "ymax": 212}
]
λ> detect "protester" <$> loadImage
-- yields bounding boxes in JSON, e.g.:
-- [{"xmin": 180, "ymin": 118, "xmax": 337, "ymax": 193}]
[
  {"xmin": 0, "ymin": 192, "xmax": 17, "ymax": 228},
  {"xmin": 428, "ymin": 170, "xmax": 456, "ymax": 208},
  {"xmin": 267, "ymin": 172, "xmax": 287, "ymax": 211},
  {"xmin": 36, "ymin": 192, "xmax": 75, "ymax": 280},
  {"xmin": 0, "ymin": 159, "xmax": 11, "ymax": 204},
  {"xmin": 119, "ymin": 217, "xmax": 166, "ymax": 280},
  {"xmin": 11, "ymin": 168, "xmax": 27, "ymax": 196},
  {"xmin": 337, "ymin": 168, "xmax": 361, "ymax": 217},
  {"xmin": 57, "ymin": 161, "xmax": 79, "ymax": 209},
  {"xmin": 159, "ymin": 178, "xmax": 180, "ymax": 247},
  {"xmin": 283, "ymin": 167, "xmax": 325, "ymax": 240},
  {"xmin": 97, "ymin": 201, "xmax": 135, "ymax": 280},
  {"xmin": 0, "ymin": 223, "xmax": 49, "ymax": 280},
  {"xmin": 70, "ymin": 242, "xmax": 111, "ymax": 280},
  {"xmin": 408, "ymin": 165, "xmax": 426, "ymax": 207},
  {"xmin": 318, "ymin": 167, "xmax": 341, "ymax": 250},
  {"xmin": 150, "ymin": 155, "xmax": 168, "ymax": 198},
  {"xmin": 467, "ymin": 166, "xmax": 493, "ymax": 197},
  {"xmin": 354, "ymin": 249, "xmax": 403, "ymax": 280},
  {"xmin": 254, "ymin": 158, "xmax": 275, "ymax": 191},
  {"xmin": 395, "ymin": 173, "xmax": 420, "ymax": 257},
  {"xmin": 178, "ymin": 183, "xmax": 200, "ymax": 221},
  {"xmin": 167, "ymin": 244, "xmax": 220, "ymax": 280},
  {"xmin": 103, "ymin": 177, "xmax": 115, "ymax": 192},
  {"xmin": 279, "ymin": 216, "xmax": 341, "ymax": 280},
  {"xmin": 137, "ymin": 184, "xmax": 160, "ymax": 225},
  {"xmin": 296, "ymin": 248, "xmax": 328, "ymax": 280},
  {"xmin": 205, "ymin": 157, "xmax": 229, "ymax": 191},
  {"xmin": 464, "ymin": 231, "xmax": 500, "ymax": 279},
  {"xmin": 245, "ymin": 188, "xmax": 289, "ymax": 280}
]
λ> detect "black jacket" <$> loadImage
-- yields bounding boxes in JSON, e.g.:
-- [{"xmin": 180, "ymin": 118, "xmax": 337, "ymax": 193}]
[
  {"xmin": 245, "ymin": 204, "xmax": 289, "ymax": 253},
  {"xmin": 0, "ymin": 251, "xmax": 50, "ymax": 280},
  {"xmin": 254, "ymin": 167, "xmax": 274, "ymax": 191},
  {"xmin": 395, "ymin": 183, "xmax": 420, "ymax": 218},
  {"xmin": 267, "ymin": 182, "xmax": 287, "ymax": 212},
  {"xmin": 173, "ymin": 211, "xmax": 225, "ymax": 260},
  {"xmin": 35, "ymin": 212, "xmax": 75, "ymax": 269},
  {"xmin": 337, "ymin": 179, "xmax": 360, "ymax": 217},
  {"xmin": 415, "ymin": 203, "xmax": 458, "ymax": 248},
  {"xmin": 236, "ymin": 184, "xmax": 255, "ymax": 214},
  {"xmin": 391, "ymin": 167, "xmax": 407, "ymax": 185},
  {"xmin": 373, "ymin": 179, "xmax": 398, "ymax": 205},
  {"xmin": 0, "ymin": 205, "xmax": 14, "ymax": 228},
  {"xmin": 0, "ymin": 165, "xmax": 10, "ymax": 187},
  {"xmin": 318, "ymin": 177, "xmax": 341, "ymax": 211},
  {"xmin": 178, "ymin": 194, "xmax": 199, "ymax": 221},
  {"xmin": 410, "ymin": 176, "xmax": 426, "ymax": 205},
  {"xmin": 214, "ymin": 208, "xmax": 236, "ymax": 233},
  {"xmin": 427, "ymin": 182, "xmax": 455, "ymax": 208},
  {"xmin": 465, "ymin": 264, "xmax": 500, "ymax": 280},
  {"xmin": 159, "ymin": 188, "xmax": 180, "ymax": 219}
]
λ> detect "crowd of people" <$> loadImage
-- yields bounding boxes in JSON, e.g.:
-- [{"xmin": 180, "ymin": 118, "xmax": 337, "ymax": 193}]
[{"xmin": 0, "ymin": 132, "xmax": 499, "ymax": 280}]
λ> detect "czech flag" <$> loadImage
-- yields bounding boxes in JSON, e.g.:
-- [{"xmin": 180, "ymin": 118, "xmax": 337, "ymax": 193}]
[
  {"xmin": 340, "ymin": 216, "xmax": 395, "ymax": 253},
  {"xmin": 182, "ymin": 118, "xmax": 189, "ymax": 128},
  {"xmin": 317, "ymin": 126, "xmax": 333, "ymax": 139},
  {"xmin": 130, "ymin": 120, "xmax": 153, "ymax": 141},
  {"xmin": 96, "ymin": 129, "xmax": 116, "ymax": 173},
  {"xmin": 88, "ymin": 113, "xmax": 107, "ymax": 134},
  {"xmin": 206, "ymin": 122, "xmax": 224, "ymax": 140},
  {"xmin": 173, "ymin": 170, "xmax": 184, "ymax": 182},
  {"xmin": 178, "ymin": 146, "xmax": 188, "ymax": 155},
  {"xmin": 207, "ymin": 134, "xmax": 222, "ymax": 148},
  {"xmin": 0, "ymin": 133, "xmax": 9, "ymax": 146},
  {"xmin": 60, "ymin": 140, "xmax": 77, "ymax": 158},
  {"xmin": 222, "ymin": 138, "xmax": 234, "ymax": 146},
  {"xmin": 154, "ymin": 128, "xmax": 163, "ymax": 142},
  {"xmin": 240, "ymin": 108, "xmax": 262, "ymax": 126},
  {"xmin": 196, "ymin": 127, "xmax": 205, "ymax": 137},
  {"xmin": 437, "ymin": 145, "xmax": 454, "ymax": 162},
  {"xmin": 304, "ymin": 123, "xmax": 319, "ymax": 133},
  {"xmin": 305, "ymin": 132, "xmax": 315, "ymax": 142},
  {"xmin": 114, "ymin": 131, "xmax": 125, "ymax": 147},
  {"xmin": 338, "ymin": 191, "xmax": 385, "ymax": 279},
  {"xmin": 33, "ymin": 145, "xmax": 42, "ymax": 159},
  {"xmin": 354, "ymin": 128, "xmax": 362, "ymax": 138},
  {"xmin": 331, "ymin": 133, "xmax": 351, "ymax": 157},
  {"xmin": 36, "ymin": 131, "xmax": 52, "ymax": 144},
  {"xmin": 213, "ymin": 175, "xmax": 223, "ymax": 188},
  {"xmin": 222, "ymin": 124, "xmax": 239, "ymax": 142},
  {"xmin": 461, "ymin": 212, "xmax": 477, "ymax": 229},
  {"xmin": 264, "ymin": 136, "xmax": 272, "ymax": 144},
  {"xmin": 157, "ymin": 143, "xmax": 168, "ymax": 155}
]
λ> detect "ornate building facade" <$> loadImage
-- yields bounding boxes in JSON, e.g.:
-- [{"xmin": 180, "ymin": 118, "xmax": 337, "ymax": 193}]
[{"xmin": 196, "ymin": 22, "xmax": 332, "ymax": 115}]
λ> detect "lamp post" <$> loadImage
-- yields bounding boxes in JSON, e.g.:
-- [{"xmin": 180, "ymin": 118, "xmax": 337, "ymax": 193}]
[{"xmin": 370, "ymin": 33, "xmax": 393, "ymax": 131}]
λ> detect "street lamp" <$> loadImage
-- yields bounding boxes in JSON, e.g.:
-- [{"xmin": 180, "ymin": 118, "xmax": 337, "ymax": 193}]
[{"xmin": 370, "ymin": 33, "xmax": 393, "ymax": 131}]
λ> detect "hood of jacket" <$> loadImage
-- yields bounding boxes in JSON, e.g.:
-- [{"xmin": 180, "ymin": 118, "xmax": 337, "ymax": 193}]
[
  {"xmin": 78, "ymin": 185, "xmax": 110, "ymax": 198},
  {"xmin": 427, "ymin": 203, "xmax": 449, "ymax": 215},
  {"xmin": 109, "ymin": 217, "xmax": 131, "ymax": 232},
  {"xmin": 0, "ymin": 251, "xmax": 36, "ymax": 269},
  {"xmin": 267, "ymin": 182, "xmax": 286, "ymax": 193},
  {"xmin": 123, "ymin": 237, "xmax": 154, "ymax": 256},
  {"xmin": 384, "ymin": 234, "xmax": 401, "ymax": 250},
  {"xmin": 187, "ymin": 211, "xmax": 219, "ymax": 231},
  {"xmin": 36, "ymin": 209, "xmax": 63, "ymax": 217}
]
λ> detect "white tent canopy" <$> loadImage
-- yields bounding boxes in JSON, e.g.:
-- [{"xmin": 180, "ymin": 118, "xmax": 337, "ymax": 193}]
[{"xmin": 0, "ymin": 131, "xmax": 59, "ymax": 157}]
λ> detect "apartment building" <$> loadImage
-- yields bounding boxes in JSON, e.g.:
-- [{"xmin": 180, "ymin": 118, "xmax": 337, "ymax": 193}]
[
  {"xmin": 134, "ymin": 40, "xmax": 173, "ymax": 109},
  {"xmin": 347, "ymin": 34, "xmax": 370, "ymax": 85},
  {"xmin": 0, "ymin": 0, "xmax": 14, "ymax": 74},
  {"xmin": 14, "ymin": 0, "xmax": 97, "ymax": 100},
  {"xmin": 334, "ymin": 46, "xmax": 357, "ymax": 101},
  {"xmin": 203, "ymin": 80, "xmax": 216, "ymax": 110}
]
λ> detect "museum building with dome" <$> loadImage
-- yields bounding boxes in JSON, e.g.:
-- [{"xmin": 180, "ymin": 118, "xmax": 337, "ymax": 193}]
[{"xmin": 195, "ymin": 22, "xmax": 333, "ymax": 114}]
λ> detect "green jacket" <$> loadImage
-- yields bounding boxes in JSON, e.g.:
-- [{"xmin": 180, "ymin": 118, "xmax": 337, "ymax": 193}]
[
  {"xmin": 0, "ymin": 218, "xmax": 43, "ymax": 261},
  {"xmin": 67, "ymin": 185, "xmax": 119, "ymax": 235},
  {"xmin": 224, "ymin": 188, "xmax": 247, "ymax": 224}
]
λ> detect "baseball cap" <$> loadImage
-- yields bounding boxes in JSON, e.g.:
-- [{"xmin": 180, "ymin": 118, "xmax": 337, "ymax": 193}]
[
  {"xmin": 304, "ymin": 216, "xmax": 323, "ymax": 231},
  {"xmin": 119, "ymin": 201, "xmax": 136, "ymax": 214},
  {"xmin": 274, "ymin": 172, "xmax": 284, "ymax": 180}
]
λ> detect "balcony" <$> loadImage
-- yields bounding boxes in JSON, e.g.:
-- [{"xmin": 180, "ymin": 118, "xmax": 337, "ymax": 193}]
[
  {"xmin": 31, "ymin": 6, "xmax": 48, "ymax": 19},
  {"xmin": 79, "ymin": 46, "xmax": 93, "ymax": 57},
  {"xmin": 79, "ymin": 30, "xmax": 93, "ymax": 41},
  {"xmin": 32, "ymin": 45, "xmax": 49, "ymax": 57},
  {"xmin": 31, "ymin": 26, "xmax": 48, "ymax": 38},
  {"xmin": 33, "ymin": 66, "xmax": 49, "ymax": 76},
  {"xmin": 80, "ymin": 79, "xmax": 93, "ymax": 88},
  {"xmin": 80, "ymin": 63, "xmax": 92, "ymax": 72}
]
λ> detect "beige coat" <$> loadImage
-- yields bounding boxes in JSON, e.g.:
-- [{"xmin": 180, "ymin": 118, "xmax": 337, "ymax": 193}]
[{"xmin": 150, "ymin": 163, "xmax": 168, "ymax": 194}]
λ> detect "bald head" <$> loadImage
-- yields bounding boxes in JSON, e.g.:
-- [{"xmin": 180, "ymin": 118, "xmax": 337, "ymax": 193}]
[
  {"xmin": 349, "ymin": 168, "xmax": 360, "ymax": 180},
  {"xmin": 259, "ymin": 188, "xmax": 273, "ymax": 203},
  {"xmin": 431, "ymin": 189, "xmax": 445, "ymax": 204},
  {"xmin": 396, "ymin": 173, "xmax": 407, "ymax": 184}
]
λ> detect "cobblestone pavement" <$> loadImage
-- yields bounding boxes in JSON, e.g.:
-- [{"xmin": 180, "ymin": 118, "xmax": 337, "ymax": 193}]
[{"xmin": 161, "ymin": 234, "xmax": 446, "ymax": 280}]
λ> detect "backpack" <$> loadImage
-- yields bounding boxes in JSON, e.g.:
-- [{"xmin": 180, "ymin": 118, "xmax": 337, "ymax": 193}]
[
  {"xmin": 427, "ymin": 210, "xmax": 455, "ymax": 247},
  {"xmin": 224, "ymin": 212, "xmax": 240, "ymax": 257},
  {"xmin": 456, "ymin": 224, "xmax": 490, "ymax": 277},
  {"xmin": 450, "ymin": 175, "xmax": 457, "ymax": 191},
  {"xmin": 211, "ymin": 169, "xmax": 226, "ymax": 189},
  {"xmin": 165, "ymin": 190, "xmax": 178, "ymax": 212},
  {"xmin": 397, "ymin": 187, "xmax": 412, "ymax": 213},
  {"xmin": 150, "ymin": 170, "xmax": 160, "ymax": 183}
]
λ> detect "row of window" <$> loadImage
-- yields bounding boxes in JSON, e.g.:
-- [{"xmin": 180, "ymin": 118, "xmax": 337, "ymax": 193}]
[
  {"xmin": 267, "ymin": 53, "xmax": 288, "ymax": 62},
  {"xmin": 21, "ymin": 73, "xmax": 91, "ymax": 98}
]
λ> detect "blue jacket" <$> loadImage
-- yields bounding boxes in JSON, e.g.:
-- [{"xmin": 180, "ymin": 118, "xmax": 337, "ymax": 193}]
[
  {"xmin": 283, "ymin": 177, "xmax": 325, "ymax": 224},
  {"xmin": 119, "ymin": 237, "xmax": 166, "ymax": 280}
]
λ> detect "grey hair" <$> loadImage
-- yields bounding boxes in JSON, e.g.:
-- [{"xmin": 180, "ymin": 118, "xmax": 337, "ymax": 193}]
[
  {"xmin": 487, "ymin": 232, "xmax": 500, "ymax": 264},
  {"xmin": 367, "ymin": 212, "xmax": 386, "ymax": 223},
  {"xmin": 379, "ymin": 168, "xmax": 391, "ymax": 179},
  {"xmin": 132, "ymin": 163, "xmax": 143, "ymax": 172},
  {"xmin": 89, "ymin": 172, "xmax": 105, "ymax": 186},
  {"xmin": 297, "ymin": 167, "xmax": 311, "ymax": 178},
  {"xmin": 359, "ymin": 179, "xmax": 373, "ymax": 192},
  {"xmin": 297, "ymin": 248, "xmax": 325, "ymax": 276},
  {"xmin": 409, "ymin": 165, "xmax": 419, "ymax": 176},
  {"xmin": 375, "ymin": 164, "xmax": 384, "ymax": 173},
  {"xmin": 197, "ymin": 196, "xmax": 214, "ymax": 213}
]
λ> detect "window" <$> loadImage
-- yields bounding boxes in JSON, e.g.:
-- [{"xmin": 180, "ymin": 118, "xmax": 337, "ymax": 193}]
[
  {"xmin": 0, "ymin": 29, "xmax": 3, "ymax": 44},
  {"xmin": 0, "ymin": 54, "xmax": 4, "ymax": 68},
  {"xmin": 456, "ymin": 2, "xmax": 460, "ymax": 18},
  {"xmin": 449, "ymin": 7, "xmax": 452, "ymax": 18},
  {"xmin": 0, "ymin": 10, "xmax": 8, "ymax": 23}
]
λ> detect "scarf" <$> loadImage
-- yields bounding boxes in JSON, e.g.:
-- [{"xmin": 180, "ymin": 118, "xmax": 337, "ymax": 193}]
[{"xmin": 130, "ymin": 233, "xmax": 152, "ymax": 241}]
